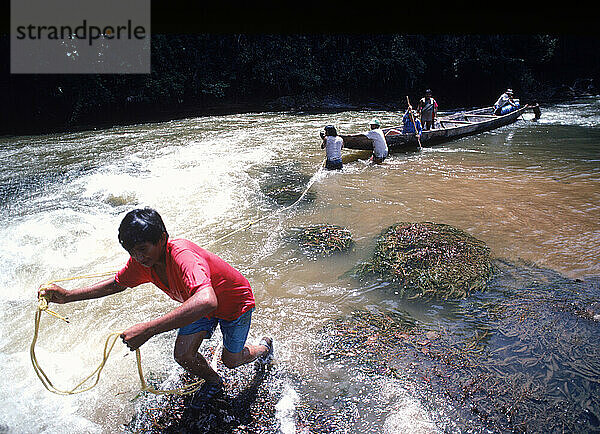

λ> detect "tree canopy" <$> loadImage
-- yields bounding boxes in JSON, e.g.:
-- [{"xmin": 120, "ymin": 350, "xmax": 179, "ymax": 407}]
[{"xmin": 1, "ymin": 34, "xmax": 598, "ymax": 135}]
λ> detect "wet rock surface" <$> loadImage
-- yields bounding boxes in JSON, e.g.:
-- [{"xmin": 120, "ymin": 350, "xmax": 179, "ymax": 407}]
[
  {"xmin": 125, "ymin": 363, "xmax": 277, "ymax": 433},
  {"xmin": 124, "ymin": 360, "xmax": 352, "ymax": 433},
  {"xmin": 321, "ymin": 261, "xmax": 600, "ymax": 432},
  {"xmin": 126, "ymin": 262, "xmax": 600, "ymax": 433}
]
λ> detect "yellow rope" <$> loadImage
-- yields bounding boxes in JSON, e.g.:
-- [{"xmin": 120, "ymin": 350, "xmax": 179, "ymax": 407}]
[
  {"xmin": 31, "ymin": 158, "xmax": 326, "ymax": 395},
  {"xmin": 32, "ymin": 275, "xmax": 205, "ymax": 396}
]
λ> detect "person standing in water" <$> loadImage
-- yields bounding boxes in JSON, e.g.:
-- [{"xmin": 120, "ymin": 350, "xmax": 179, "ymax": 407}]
[
  {"xmin": 320, "ymin": 124, "xmax": 344, "ymax": 170},
  {"xmin": 364, "ymin": 118, "xmax": 389, "ymax": 164},
  {"xmin": 38, "ymin": 207, "xmax": 273, "ymax": 408}
]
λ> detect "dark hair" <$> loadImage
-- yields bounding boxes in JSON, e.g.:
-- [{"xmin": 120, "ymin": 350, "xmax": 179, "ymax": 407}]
[
  {"xmin": 118, "ymin": 208, "xmax": 169, "ymax": 251},
  {"xmin": 324, "ymin": 125, "xmax": 337, "ymax": 136}
]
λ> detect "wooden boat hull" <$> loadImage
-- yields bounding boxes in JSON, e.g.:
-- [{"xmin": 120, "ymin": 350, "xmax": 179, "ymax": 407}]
[
  {"xmin": 342, "ymin": 105, "xmax": 532, "ymax": 151},
  {"xmin": 340, "ymin": 134, "xmax": 373, "ymax": 149}
]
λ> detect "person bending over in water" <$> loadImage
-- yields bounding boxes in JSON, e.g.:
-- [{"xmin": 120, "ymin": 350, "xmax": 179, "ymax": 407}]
[
  {"xmin": 320, "ymin": 124, "xmax": 344, "ymax": 170},
  {"xmin": 364, "ymin": 119, "xmax": 389, "ymax": 164},
  {"xmin": 493, "ymin": 88, "xmax": 519, "ymax": 115},
  {"xmin": 38, "ymin": 207, "xmax": 273, "ymax": 408}
]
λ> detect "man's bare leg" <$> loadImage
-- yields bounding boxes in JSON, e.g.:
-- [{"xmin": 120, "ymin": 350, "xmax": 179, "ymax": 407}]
[
  {"xmin": 174, "ymin": 331, "xmax": 221, "ymax": 384},
  {"xmin": 221, "ymin": 338, "xmax": 272, "ymax": 369}
]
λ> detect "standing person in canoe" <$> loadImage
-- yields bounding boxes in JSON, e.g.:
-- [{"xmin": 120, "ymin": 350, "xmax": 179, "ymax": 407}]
[
  {"xmin": 320, "ymin": 124, "xmax": 344, "ymax": 170},
  {"xmin": 417, "ymin": 89, "xmax": 438, "ymax": 130},
  {"xmin": 38, "ymin": 207, "xmax": 273, "ymax": 408},
  {"xmin": 493, "ymin": 88, "xmax": 520, "ymax": 115},
  {"xmin": 364, "ymin": 119, "xmax": 389, "ymax": 164}
]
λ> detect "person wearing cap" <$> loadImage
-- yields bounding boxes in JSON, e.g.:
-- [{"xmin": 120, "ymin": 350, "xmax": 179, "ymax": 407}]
[
  {"xmin": 417, "ymin": 89, "xmax": 438, "ymax": 130},
  {"xmin": 493, "ymin": 88, "xmax": 519, "ymax": 115},
  {"xmin": 364, "ymin": 119, "xmax": 388, "ymax": 164},
  {"xmin": 320, "ymin": 124, "xmax": 344, "ymax": 170}
]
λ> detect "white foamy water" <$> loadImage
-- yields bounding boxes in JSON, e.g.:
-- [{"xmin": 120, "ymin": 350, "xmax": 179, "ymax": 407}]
[
  {"xmin": 275, "ymin": 383, "xmax": 300, "ymax": 434},
  {"xmin": 0, "ymin": 113, "xmax": 304, "ymax": 433}
]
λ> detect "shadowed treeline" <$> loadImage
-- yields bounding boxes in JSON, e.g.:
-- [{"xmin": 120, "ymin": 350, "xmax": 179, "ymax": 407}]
[{"xmin": 1, "ymin": 34, "xmax": 598, "ymax": 135}]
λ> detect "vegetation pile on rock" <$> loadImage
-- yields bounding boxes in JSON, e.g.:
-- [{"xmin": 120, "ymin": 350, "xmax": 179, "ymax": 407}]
[
  {"xmin": 288, "ymin": 224, "xmax": 353, "ymax": 257},
  {"xmin": 357, "ymin": 222, "xmax": 494, "ymax": 298}
]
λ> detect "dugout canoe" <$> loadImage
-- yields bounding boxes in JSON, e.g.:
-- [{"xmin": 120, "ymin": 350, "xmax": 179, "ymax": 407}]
[{"xmin": 340, "ymin": 104, "xmax": 539, "ymax": 151}]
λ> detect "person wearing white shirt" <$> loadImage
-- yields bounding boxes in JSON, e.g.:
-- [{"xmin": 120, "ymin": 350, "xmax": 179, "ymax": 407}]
[
  {"xmin": 320, "ymin": 124, "xmax": 344, "ymax": 170},
  {"xmin": 364, "ymin": 119, "xmax": 388, "ymax": 164},
  {"xmin": 493, "ymin": 88, "xmax": 518, "ymax": 115}
]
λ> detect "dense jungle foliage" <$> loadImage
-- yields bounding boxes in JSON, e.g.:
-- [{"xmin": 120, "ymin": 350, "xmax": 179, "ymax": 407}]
[{"xmin": 1, "ymin": 34, "xmax": 599, "ymax": 135}]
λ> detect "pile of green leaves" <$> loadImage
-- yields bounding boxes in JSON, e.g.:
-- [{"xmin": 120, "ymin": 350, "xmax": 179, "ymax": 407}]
[
  {"xmin": 357, "ymin": 222, "xmax": 494, "ymax": 298},
  {"xmin": 289, "ymin": 224, "xmax": 353, "ymax": 257}
]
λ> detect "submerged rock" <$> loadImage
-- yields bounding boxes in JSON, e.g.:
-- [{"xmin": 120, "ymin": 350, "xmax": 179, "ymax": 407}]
[
  {"xmin": 288, "ymin": 224, "xmax": 353, "ymax": 257},
  {"xmin": 124, "ymin": 364, "xmax": 277, "ymax": 434},
  {"xmin": 356, "ymin": 222, "xmax": 494, "ymax": 299},
  {"xmin": 318, "ymin": 263, "xmax": 600, "ymax": 432},
  {"xmin": 258, "ymin": 162, "xmax": 317, "ymax": 207},
  {"xmin": 124, "ymin": 358, "xmax": 351, "ymax": 433}
]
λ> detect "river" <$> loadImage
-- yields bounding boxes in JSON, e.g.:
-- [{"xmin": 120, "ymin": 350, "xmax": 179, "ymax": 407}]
[{"xmin": 0, "ymin": 98, "xmax": 599, "ymax": 433}]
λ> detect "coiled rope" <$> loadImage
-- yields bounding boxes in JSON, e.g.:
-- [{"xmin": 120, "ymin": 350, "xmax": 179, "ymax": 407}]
[
  {"xmin": 31, "ymin": 158, "xmax": 325, "ymax": 395},
  {"xmin": 32, "ymin": 273, "xmax": 208, "ymax": 396}
]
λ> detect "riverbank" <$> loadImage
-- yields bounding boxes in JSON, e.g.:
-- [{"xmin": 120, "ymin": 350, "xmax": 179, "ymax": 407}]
[{"xmin": 2, "ymin": 78, "xmax": 596, "ymax": 137}]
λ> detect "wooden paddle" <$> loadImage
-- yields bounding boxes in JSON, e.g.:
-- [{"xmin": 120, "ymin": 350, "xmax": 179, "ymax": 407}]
[{"xmin": 406, "ymin": 96, "xmax": 422, "ymax": 150}]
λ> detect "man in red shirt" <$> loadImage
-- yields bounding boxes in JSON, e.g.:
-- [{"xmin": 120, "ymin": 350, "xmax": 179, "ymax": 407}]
[{"xmin": 39, "ymin": 208, "xmax": 272, "ymax": 407}]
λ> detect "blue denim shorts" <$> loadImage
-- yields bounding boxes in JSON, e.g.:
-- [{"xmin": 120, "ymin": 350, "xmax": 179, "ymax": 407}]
[{"xmin": 178, "ymin": 308, "xmax": 254, "ymax": 353}]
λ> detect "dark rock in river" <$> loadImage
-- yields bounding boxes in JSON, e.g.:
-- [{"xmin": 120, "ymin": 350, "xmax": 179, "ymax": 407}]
[
  {"xmin": 257, "ymin": 162, "xmax": 317, "ymax": 207},
  {"xmin": 125, "ymin": 357, "xmax": 353, "ymax": 433},
  {"xmin": 355, "ymin": 222, "xmax": 494, "ymax": 299},
  {"xmin": 125, "ymin": 365, "xmax": 276, "ymax": 433}
]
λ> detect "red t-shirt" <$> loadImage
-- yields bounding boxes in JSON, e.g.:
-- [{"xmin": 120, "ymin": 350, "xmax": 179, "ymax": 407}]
[{"xmin": 115, "ymin": 238, "xmax": 255, "ymax": 321}]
